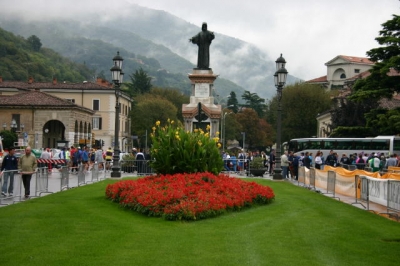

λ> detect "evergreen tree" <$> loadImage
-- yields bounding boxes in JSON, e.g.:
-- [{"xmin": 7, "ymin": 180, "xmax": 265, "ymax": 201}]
[
  {"xmin": 27, "ymin": 35, "xmax": 42, "ymax": 52},
  {"xmin": 351, "ymin": 14, "xmax": 400, "ymax": 101},
  {"xmin": 227, "ymin": 91, "xmax": 239, "ymax": 113},
  {"xmin": 126, "ymin": 68, "xmax": 152, "ymax": 96}
]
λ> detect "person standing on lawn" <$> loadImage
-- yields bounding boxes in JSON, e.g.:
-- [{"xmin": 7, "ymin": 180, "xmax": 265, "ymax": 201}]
[
  {"xmin": 18, "ymin": 146, "xmax": 37, "ymax": 199},
  {"xmin": 1, "ymin": 147, "xmax": 18, "ymax": 197}
]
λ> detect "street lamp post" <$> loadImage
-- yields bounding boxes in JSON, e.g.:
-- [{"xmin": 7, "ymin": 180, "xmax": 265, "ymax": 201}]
[
  {"xmin": 20, "ymin": 123, "xmax": 25, "ymax": 145},
  {"xmin": 241, "ymin": 132, "xmax": 246, "ymax": 152},
  {"xmin": 10, "ymin": 119, "xmax": 17, "ymax": 133},
  {"xmin": 273, "ymin": 54, "xmax": 288, "ymax": 180},
  {"xmin": 110, "ymin": 51, "xmax": 124, "ymax": 178},
  {"xmin": 221, "ymin": 112, "xmax": 232, "ymax": 151}
]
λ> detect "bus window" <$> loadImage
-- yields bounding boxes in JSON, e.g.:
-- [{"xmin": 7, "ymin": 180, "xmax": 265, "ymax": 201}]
[
  {"xmin": 323, "ymin": 140, "xmax": 336, "ymax": 150},
  {"xmin": 371, "ymin": 140, "xmax": 389, "ymax": 151},
  {"xmin": 354, "ymin": 140, "xmax": 365, "ymax": 150},
  {"xmin": 299, "ymin": 140, "xmax": 310, "ymax": 151},
  {"xmin": 394, "ymin": 139, "xmax": 400, "ymax": 152},
  {"xmin": 309, "ymin": 140, "xmax": 322, "ymax": 150},
  {"xmin": 337, "ymin": 140, "xmax": 354, "ymax": 150}
]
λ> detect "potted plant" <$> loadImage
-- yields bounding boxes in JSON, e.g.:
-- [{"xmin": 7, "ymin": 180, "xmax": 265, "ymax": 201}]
[{"xmin": 249, "ymin": 157, "xmax": 267, "ymax": 177}]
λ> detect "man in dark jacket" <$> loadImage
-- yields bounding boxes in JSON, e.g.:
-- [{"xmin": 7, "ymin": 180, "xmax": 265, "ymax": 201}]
[
  {"xmin": 303, "ymin": 152, "xmax": 312, "ymax": 169},
  {"xmin": 269, "ymin": 149, "xmax": 275, "ymax": 175},
  {"xmin": 325, "ymin": 150, "xmax": 337, "ymax": 167},
  {"xmin": 1, "ymin": 147, "xmax": 18, "ymax": 197}
]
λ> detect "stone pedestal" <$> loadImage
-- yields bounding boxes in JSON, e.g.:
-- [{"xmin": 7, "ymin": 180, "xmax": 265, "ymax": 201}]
[{"xmin": 182, "ymin": 69, "xmax": 221, "ymax": 137}]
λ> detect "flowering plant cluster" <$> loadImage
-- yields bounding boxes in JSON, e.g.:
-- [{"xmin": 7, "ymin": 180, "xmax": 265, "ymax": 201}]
[
  {"xmin": 105, "ymin": 172, "xmax": 275, "ymax": 221},
  {"xmin": 150, "ymin": 119, "xmax": 223, "ymax": 175}
]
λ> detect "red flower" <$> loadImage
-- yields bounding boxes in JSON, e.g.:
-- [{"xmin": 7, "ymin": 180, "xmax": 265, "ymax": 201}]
[{"xmin": 105, "ymin": 173, "xmax": 275, "ymax": 221}]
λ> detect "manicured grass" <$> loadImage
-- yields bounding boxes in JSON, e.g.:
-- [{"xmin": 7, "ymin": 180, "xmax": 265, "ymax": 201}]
[{"xmin": 1, "ymin": 178, "xmax": 399, "ymax": 265}]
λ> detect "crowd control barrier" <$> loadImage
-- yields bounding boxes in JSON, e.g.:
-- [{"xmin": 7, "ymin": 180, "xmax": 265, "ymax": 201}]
[
  {"xmin": 387, "ymin": 180, "xmax": 400, "ymax": 220},
  {"xmin": 120, "ymin": 160, "xmax": 155, "ymax": 176},
  {"xmin": 351, "ymin": 175, "xmax": 366, "ymax": 209},
  {"xmin": 77, "ymin": 164, "xmax": 86, "ymax": 186},
  {"xmin": 35, "ymin": 167, "xmax": 53, "ymax": 197},
  {"xmin": 358, "ymin": 176, "xmax": 400, "ymax": 220},
  {"xmin": 0, "ymin": 170, "xmax": 21, "ymax": 205},
  {"xmin": 308, "ymin": 168, "xmax": 316, "ymax": 191},
  {"xmin": 323, "ymin": 171, "xmax": 340, "ymax": 200},
  {"xmin": 297, "ymin": 166, "xmax": 306, "ymax": 187},
  {"xmin": 60, "ymin": 166, "xmax": 70, "ymax": 191}
]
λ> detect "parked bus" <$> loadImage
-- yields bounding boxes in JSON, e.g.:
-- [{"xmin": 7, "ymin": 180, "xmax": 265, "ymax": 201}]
[{"xmin": 288, "ymin": 136, "xmax": 400, "ymax": 157}]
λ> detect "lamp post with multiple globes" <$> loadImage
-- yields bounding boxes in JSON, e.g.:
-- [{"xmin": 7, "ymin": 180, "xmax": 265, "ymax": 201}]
[
  {"xmin": 110, "ymin": 51, "xmax": 124, "ymax": 178},
  {"xmin": 272, "ymin": 54, "xmax": 288, "ymax": 180}
]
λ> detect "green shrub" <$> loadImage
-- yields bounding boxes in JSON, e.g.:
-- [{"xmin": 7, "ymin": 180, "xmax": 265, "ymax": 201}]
[{"xmin": 150, "ymin": 119, "xmax": 223, "ymax": 175}]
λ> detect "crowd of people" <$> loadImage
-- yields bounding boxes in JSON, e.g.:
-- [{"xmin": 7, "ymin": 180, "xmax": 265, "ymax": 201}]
[
  {"xmin": 221, "ymin": 148, "xmax": 400, "ymax": 179},
  {"xmin": 280, "ymin": 149, "xmax": 400, "ymax": 179},
  {"xmin": 0, "ymin": 145, "xmax": 152, "ymax": 199}
]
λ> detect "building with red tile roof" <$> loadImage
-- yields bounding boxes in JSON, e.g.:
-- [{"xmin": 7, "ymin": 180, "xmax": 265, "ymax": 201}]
[{"xmin": 0, "ymin": 77, "xmax": 132, "ymax": 150}]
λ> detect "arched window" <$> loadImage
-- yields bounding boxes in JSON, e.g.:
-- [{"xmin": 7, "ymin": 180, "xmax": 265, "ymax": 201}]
[{"xmin": 340, "ymin": 73, "xmax": 346, "ymax": 79}]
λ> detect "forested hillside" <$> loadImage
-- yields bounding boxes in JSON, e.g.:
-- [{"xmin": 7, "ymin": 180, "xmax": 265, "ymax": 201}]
[{"xmin": 0, "ymin": 27, "xmax": 93, "ymax": 82}]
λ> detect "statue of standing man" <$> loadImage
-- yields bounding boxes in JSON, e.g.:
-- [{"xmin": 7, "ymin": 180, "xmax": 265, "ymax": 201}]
[{"xmin": 189, "ymin": 22, "xmax": 215, "ymax": 70}]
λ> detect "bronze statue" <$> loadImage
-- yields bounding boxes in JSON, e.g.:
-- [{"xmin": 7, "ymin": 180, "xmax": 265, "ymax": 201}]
[{"xmin": 189, "ymin": 22, "xmax": 215, "ymax": 69}]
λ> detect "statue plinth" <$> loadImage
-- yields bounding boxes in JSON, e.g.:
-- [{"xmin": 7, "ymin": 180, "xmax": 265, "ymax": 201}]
[{"xmin": 182, "ymin": 68, "xmax": 221, "ymax": 136}]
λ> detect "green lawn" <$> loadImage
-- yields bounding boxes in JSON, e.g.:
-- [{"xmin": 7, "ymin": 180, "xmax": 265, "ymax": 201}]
[{"xmin": 0, "ymin": 178, "xmax": 399, "ymax": 266}]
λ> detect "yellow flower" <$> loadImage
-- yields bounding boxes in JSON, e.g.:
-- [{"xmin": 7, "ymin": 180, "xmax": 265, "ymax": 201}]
[
  {"xmin": 156, "ymin": 121, "xmax": 161, "ymax": 126},
  {"xmin": 205, "ymin": 133, "xmax": 209, "ymax": 137},
  {"xmin": 217, "ymin": 143, "xmax": 221, "ymax": 148},
  {"xmin": 175, "ymin": 131, "xmax": 179, "ymax": 135},
  {"xmin": 216, "ymin": 131, "xmax": 220, "ymax": 136},
  {"xmin": 206, "ymin": 124, "xmax": 211, "ymax": 131},
  {"xmin": 175, "ymin": 135, "xmax": 180, "ymax": 140},
  {"xmin": 197, "ymin": 141, "xmax": 202, "ymax": 146},
  {"xmin": 152, "ymin": 127, "xmax": 156, "ymax": 132},
  {"xmin": 167, "ymin": 118, "xmax": 170, "ymax": 123},
  {"xmin": 171, "ymin": 120, "xmax": 174, "ymax": 124},
  {"xmin": 213, "ymin": 137, "xmax": 219, "ymax": 142},
  {"xmin": 194, "ymin": 129, "xmax": 199, "ymax": 133}
]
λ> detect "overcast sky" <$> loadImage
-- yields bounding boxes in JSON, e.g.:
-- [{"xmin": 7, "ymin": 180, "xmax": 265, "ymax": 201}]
[{"xmin": 3, "ymin": 0, "xmax": 400, "ymax": 80}]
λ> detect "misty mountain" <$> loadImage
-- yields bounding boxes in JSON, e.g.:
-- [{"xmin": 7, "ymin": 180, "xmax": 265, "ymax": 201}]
[
  {"xmin": 0, "ymin": 3, "xmax": 300, "ymax": 100},
  {"xmin": 0, "ymin": 19, "xmax": 245, "ymax": 98}
]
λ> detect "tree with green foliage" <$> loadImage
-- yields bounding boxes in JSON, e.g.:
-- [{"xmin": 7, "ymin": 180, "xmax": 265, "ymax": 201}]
[
  {"xmin": 267, "ymin": 83, "xmax": 332, "ymax": 142},
  {"xmin": 365, "ymin": 107, "xmax": 400, "ymax": 135},
  {"xmin": 235, "ymin": 109, "xmax": 273, "ymax": 149},
  {"xmin": 351, "ymin": 15, "xmax": 400, "ymax": 101},
  {"xmin": 0, "ymin": 130, "xmax": 17, "ymax": 150},
  {"xmin": 149, "ymin": 87, "xmax": 189, "ymax": 122},
  {"xmin": 126, "ymin": 68, "xmax": 152, "ymax": 96},
  {"xmin": 131, "ymin": 94, "xmax": 178, "ymax": 143},
  {"xmin": 27, "ymin": 35, "xmax": 42, "ymax": 52},
  {"xmin": 330, "ymin": 95, "xmax": 377, "ymax": 135},
  {"xmin": 241, "ymin": 90, "xmax": 266, "ymax": 117},
  {"xmin": 227, "ymin": 91, "xmax": 239, "ymax": 113}
]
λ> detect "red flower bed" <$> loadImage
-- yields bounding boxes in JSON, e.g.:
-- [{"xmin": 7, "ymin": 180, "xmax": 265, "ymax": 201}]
[{"xmin": 105, "ymin": 172, "xmax": 275, "ymax": 221}]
